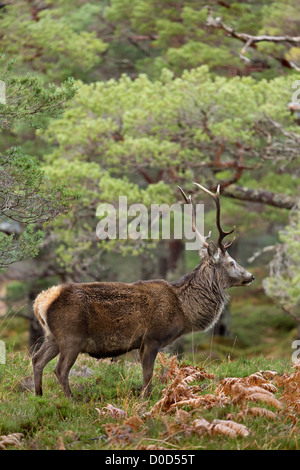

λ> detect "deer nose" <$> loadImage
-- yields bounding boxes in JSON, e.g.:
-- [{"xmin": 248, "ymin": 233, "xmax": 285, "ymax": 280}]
[{"xmin": 252, "ymin": 275, "xmax": 255, "ymax": 281}]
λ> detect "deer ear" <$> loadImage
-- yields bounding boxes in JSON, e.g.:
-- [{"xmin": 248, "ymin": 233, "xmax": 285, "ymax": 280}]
[{"xmin": 207, "ymin": 241, "xmax": 219, "ymax": 260}]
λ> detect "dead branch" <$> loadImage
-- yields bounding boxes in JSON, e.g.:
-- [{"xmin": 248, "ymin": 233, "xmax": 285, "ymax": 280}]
[{"xmin": 206, "ymin": 6, "xmax": 300, "ymax": 70}]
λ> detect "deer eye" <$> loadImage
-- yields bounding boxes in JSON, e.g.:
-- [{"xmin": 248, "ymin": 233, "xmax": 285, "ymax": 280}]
[{"xmin": 230, "ymin": 261, "xmax": 235, "ymax": 267}]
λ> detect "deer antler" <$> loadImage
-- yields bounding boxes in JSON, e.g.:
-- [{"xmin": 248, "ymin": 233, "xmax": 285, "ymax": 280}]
[
  {"xmin": 178, "ymin": 186, "xmax": 211, "ymax": 249},
  {"xmin": 194, "ymin": 183, "xmax": 235, "ymax": 253}
]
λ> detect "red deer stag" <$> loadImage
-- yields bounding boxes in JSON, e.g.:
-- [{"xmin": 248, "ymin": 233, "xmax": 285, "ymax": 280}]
[{"xmin": 32, "ymin": 183, "xmax": 254, "ymax": 398}]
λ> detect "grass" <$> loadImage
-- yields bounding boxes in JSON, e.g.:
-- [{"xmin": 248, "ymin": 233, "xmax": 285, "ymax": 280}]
[{"xmin": 0, "ymin": 349, "xmax": 298, "ymax": 450}]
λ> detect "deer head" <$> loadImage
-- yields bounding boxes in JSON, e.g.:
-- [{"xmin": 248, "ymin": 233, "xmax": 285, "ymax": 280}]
[{"xmin": 178, "ymin": 183, "xmax": 255, "ymax": 288}]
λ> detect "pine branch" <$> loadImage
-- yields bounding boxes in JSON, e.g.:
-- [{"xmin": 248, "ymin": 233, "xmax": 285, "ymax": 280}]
[{"xmin": 222, "ymin": 184, "xmax": 299, "ymax": 210}]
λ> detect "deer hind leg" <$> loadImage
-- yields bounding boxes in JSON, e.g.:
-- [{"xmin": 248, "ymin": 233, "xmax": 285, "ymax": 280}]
[
  {"xmin": 139, "ymin": 343, "xmax": 159, "ymax": 397},
  {"xmin": 54, "ymin": 346, "xmax": 80, "ymax": 398},
  {"xmin": 32, "ymin": 336, "xmax": 59, "ymax": 396}
]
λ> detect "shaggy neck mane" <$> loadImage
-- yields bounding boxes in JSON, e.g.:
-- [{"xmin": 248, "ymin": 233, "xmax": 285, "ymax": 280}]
[{"xmin": 171, "ymin": 259, "xmax": 229, "ymax": 332}]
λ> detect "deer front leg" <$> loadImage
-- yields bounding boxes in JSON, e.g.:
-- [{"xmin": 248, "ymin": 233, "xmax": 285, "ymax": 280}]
[{"xmin": 139, "ymin": 343, "xmax": 159, "ymax": 397}]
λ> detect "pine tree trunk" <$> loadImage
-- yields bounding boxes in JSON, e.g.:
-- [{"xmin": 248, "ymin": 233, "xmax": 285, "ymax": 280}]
[
  {"xmin": 28, "ymin": 288, "xmax": 44, "ymax": 354},
  {"xmin": 297, "ymin": 322, "xmax": 300, "ymax": 341}
]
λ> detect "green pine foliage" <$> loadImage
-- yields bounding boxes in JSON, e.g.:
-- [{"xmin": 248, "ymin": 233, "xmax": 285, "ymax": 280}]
[
  {"xmin": 36, "ymin": 66, "xmax": 299, "ymax": 269},
  {"xmin": 0, "ymin": 0, "xmax": 107, "ymax": 81},
  {"xmin": 0, "ymin": 61, "xmax": 78, "ymax": 268}
]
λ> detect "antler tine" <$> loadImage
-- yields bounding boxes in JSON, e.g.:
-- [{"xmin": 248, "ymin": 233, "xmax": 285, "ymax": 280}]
[
  {"xmin": 224, "ymin": 237, "xmax": 236, "ymax": 249},
  {"xmin": 193, "ymin": 182, "xmax": 235, "ymax": 253},
  {"xmin": 177, "ymin": 186, "xmax": 210, "ymax": 249}
]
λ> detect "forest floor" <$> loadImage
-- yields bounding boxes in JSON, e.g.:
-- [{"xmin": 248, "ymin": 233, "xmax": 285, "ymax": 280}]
[{"xmin": 0, "ymin": 350, "xmax": 299, "ymax": 450}]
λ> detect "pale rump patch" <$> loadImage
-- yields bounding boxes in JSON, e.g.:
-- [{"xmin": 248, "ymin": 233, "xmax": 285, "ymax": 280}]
[{"xmin": 33, "ymin": 285, "xmax": 62, "ymax": 336}]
